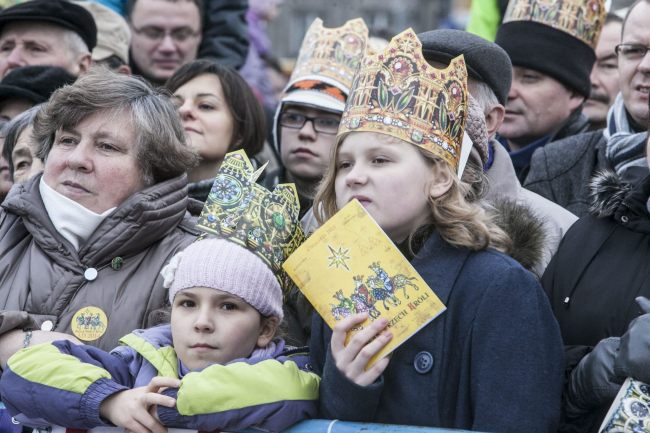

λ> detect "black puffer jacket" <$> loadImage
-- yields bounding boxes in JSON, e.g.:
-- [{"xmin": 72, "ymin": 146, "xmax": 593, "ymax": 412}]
[
  {"xmin": 541, "ymin": 170, "xmax": 650, "ymax": 432},
  {"xmin": 198, "ymin": 0, "xmax": 248, "ymax": 69}
]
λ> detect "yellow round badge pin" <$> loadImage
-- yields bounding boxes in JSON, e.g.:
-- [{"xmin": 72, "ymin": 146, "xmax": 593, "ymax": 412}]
[{"xmin": 71, "ymin": 306, "xmax": 108, "ymax": 341}]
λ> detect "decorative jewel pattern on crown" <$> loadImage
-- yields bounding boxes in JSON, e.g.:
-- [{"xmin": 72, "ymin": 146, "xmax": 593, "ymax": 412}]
[
  {"xmin": 338, "ymin": 29, "xmax": 468, "ymax": 171},
  {"xmin": 503, "ymin": 0, "xmax": 606, "ymax": 48},
  {"xmin": 196, "ymin": 150, "xmax": 305, "ymax": 291},
  {"xmin": 288, "ymin": 17, "xmax": 369, "ymax": 93}
]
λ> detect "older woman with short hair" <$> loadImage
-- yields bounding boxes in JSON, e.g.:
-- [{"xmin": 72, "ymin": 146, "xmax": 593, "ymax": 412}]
[{"xmin": 0, "ymin": 68, "xmax": 199, "ymax": 360}]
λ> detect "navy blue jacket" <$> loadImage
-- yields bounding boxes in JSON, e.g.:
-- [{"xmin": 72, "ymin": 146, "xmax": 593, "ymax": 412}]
[{"xmin": 310, "ymin": 232, "xmax": 565, "ymax": 432}]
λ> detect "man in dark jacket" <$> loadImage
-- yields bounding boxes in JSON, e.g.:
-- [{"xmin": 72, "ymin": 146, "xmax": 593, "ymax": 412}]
[
  {"xmin": 541, "ymin": 164, "xmax": 650, "ymax": 432},
  {"xmin": 525, "ymin": 0, "xmax": 650, "ymax": 217},
  {"xmin": 494, "ymin": 0, "xmax": 605, "ymax": 180},
  {"xmin": 126, "ymin": 0, "xmax": 248, "ymax": 86}
]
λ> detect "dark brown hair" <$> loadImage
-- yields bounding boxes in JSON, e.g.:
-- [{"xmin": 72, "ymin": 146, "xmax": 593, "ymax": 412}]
[{"xmin": 165, "ymin": 59, "xmax": 266, "ymax": 157}]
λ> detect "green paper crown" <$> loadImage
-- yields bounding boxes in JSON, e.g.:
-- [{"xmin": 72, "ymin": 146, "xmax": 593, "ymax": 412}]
[{"xmin": 196, "ymin": 150, "xmax": 305, "ymax": 290}]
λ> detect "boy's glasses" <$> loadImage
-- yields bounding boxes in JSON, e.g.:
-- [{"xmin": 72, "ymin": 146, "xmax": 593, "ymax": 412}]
[
  {"xmin": 279, "ymin": 112, "xmax": 340, "ymax": 135},
  {"xmin": 615, "ymin": 44, "xmax": 650, "ymax": 61},
  {"xmin": 131, "ymin": 25, "xmax": 201, "ymax": 43}
]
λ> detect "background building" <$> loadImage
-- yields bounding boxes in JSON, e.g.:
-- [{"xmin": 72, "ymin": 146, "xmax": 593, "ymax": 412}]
[{"xmin": 268, "ymin": 0, "xmax": 464, "ymax": 58}]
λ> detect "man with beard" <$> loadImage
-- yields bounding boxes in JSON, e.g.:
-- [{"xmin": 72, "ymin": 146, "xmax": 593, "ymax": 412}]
[{"xmin": 525, "ymin": 0, "xmax": 650, "ymax": 216}]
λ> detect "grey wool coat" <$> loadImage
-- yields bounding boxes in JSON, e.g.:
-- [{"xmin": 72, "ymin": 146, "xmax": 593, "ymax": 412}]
[
  {"xmin": 524, "ymin": 130, "xmax": 609, "ymax": 217},
  {"xmin": 0, "ymin": 174, "xmax": 199, "ymax": 350}
]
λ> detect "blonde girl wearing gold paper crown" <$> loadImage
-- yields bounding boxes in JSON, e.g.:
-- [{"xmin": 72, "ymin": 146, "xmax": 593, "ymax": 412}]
[{"xmin": 309, "ymin": 29, "xmax": 565, "ymax": 432}]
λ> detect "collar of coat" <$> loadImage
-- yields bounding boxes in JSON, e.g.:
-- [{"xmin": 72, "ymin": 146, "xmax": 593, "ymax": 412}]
[
  {"xmin": 1, "ymin": 173, "xmax": 197, "ymax": 266},
  {"xmin": 589, "ymin": 169, "xmax": 650, "ymax": 233},
  {"xmin": 411, "ymin": 232, "xmax": 472, "ymax": 306}
]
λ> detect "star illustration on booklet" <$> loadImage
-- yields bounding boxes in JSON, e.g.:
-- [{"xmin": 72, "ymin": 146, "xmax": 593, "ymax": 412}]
[{"xmin": 283, "ymin": 199, "xmax": 447, "ymax": 367}]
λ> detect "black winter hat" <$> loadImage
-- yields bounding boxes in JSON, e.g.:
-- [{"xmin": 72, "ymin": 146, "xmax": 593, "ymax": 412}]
[
  {"xmin": 496, "ymin": 21, "xmax": 595, "ymax": 98},
  {"xmin": 0, "ymin": 0, "xmax": 97, "ymax": 51},
  {"xmin": 417, "ymin": 29, "xmax": 512, "ymax": 106},
  {"xmin": 0, "ymin": 65, "xmax": 76, "ymax": 104}
]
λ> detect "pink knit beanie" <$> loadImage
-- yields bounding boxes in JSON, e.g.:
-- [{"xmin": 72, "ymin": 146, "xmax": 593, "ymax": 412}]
[{"xmin": 161, "ymin": 238, "xmax": 284, "ymax": 320}]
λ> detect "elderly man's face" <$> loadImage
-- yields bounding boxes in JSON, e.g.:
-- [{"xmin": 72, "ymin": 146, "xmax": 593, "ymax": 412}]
[
  {"xmin": 129, "ymin": 0, "xmax": 201, "ymax": 85},
  {"xmin": 12, "ymin": 126, "xmax": 43, "ymax": 183},
  {"xmin": 618, "ymin": 1, "xmax": 650, "ymax": 127},
  {"xmin": 499, "ymin": 67, "xmax": 584, "ymax": 149},
  {"xmin": 584, "ymin": 20, "xmax": 622, "ymax": 126},
  {"xmin": 43, "ymin": 110, "xmax": 145, "ymax": 213},
  {"xmin": 0, "ymin": 22, "xmax": 88, "ymax": 78}
]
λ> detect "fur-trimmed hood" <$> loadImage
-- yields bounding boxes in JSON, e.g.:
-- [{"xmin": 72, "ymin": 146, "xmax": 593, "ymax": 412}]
[
  {"xmin": 492, "ymin": 198, "xmax": 547, "ymax": 277},
  {"xmin": 589, "ymin": 170, "xmax": 632, "ymax": 218},
  {"xmin": 588, "ymin": 169, "xmax": 650, "ymax": 234}
]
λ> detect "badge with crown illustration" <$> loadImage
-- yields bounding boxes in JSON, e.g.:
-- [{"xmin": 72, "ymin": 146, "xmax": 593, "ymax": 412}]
[
  {"xmin": 503, "ymin": 0, "xmax": 606, "ymax": 48},
  {"xmin": 288, "ymin": 17, "xmax": 369, "ymax": 93},
  {"xmin": 196, "ymin": 150, "xmax": 304, "ymax": 291},
  {"xmin": 338, "ymin": 28, "xmax": 468, "ymax": 171}
]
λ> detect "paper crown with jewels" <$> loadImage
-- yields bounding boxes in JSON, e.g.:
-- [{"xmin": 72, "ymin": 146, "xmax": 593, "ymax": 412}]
[
  {"xmin": 503, "ymin": 0, "xmax": 606, "ymax": 48},
  {"xmin": 286, "ymin": 17, "xmax": 369, "ymax": 95},
  {"xmin": 196, "ymin": 150, "xmax": 305, "ymax": 290},
  {"xmin": 338, "ymin": 28, "xmax": 468, "ymax": 171}
]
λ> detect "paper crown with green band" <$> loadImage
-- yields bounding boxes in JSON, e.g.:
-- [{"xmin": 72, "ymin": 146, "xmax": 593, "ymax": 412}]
[
  {"xmin": 338, "ymin": 28, "xmax": 468, "ymax": 171},
  {"xmin": 196, "ymin": 150, "xmax": 304, "ymax": 291},
  {"xmin": 503, "ymin": 0, "xmax": 606, "ymax": 49}
]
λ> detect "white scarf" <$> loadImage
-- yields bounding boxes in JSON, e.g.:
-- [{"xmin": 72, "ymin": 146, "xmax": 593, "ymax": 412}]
[{"xmin": 39, "ymin": 178, "xmax": 115, "ymax": 250}]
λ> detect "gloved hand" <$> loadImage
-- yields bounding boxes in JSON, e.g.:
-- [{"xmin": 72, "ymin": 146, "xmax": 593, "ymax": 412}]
[
  {"xmin": 565, "ymin": 337, "xmax": 623, "ymax": 417},
  {"xmin": 614, "ymin": 296, "xmax": 650, "ymax": 383}
]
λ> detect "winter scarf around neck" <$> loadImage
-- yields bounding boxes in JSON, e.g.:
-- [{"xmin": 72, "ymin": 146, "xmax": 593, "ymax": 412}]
[
  {"xmin": 39, "ymin": 178, "xmax": 116, "ymax": 250},
  {"xmin": 604, "ymin": 93, "xmax": 648, "ymax": 178}
]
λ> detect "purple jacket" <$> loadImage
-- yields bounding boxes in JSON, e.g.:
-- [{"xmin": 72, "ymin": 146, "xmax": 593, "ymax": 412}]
[{"xmin": 1, "ymin": 324, "xmax": 319, "ymax": 432}]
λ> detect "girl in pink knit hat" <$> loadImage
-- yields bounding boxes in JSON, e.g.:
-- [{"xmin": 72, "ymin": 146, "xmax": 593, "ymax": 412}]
[{"xmin": 1, "ymin": 237, "xmax": 319, "ymax": 433}]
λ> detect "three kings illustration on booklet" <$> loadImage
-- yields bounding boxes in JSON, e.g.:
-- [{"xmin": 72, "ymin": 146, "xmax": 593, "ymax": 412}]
[
  {"xmin": 283, "ymin": 199, "xmax": 446, "ymax": 367},
  {"xmin": 195, "ymin": 150, "xmax": 446, "ymax": 369}
]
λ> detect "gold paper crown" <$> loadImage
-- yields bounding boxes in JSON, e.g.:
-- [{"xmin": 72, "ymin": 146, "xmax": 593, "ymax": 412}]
[
  {"xmin": 338, "ymin": 29, "xmax": 468, "ymax": 171},
  {"xmin": 196, "ymin": 150, "xmax": 305, "ymax": 290},
  {"xmin": 503, "ymin": 0, "xmax": 606, "ymax": 48},
  {"xmin": 288, "ymin": 17, "xmax": 369, "ymax": 93}
]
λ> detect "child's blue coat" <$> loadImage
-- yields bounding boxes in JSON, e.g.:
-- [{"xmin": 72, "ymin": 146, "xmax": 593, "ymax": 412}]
[{"xmin": 311, "ymin": 232, "xmax": 564, "ymax": 433}]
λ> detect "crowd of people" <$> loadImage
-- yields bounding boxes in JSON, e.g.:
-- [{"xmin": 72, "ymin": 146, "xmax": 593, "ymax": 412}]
[{"xmin": 0, "ymin": 0, "xmax": 648, "ymax": 432}]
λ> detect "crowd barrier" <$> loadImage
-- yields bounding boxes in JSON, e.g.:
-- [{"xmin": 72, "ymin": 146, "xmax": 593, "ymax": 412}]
[{"xmin": 37, "ymin": 420, "xmax": 478, "ymax": 433}]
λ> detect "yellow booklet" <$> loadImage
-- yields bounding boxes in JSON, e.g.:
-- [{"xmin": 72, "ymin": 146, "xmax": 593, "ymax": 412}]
[{"xmin": 283, "ymin": 200, "xmax": 446, "ymax": 367}]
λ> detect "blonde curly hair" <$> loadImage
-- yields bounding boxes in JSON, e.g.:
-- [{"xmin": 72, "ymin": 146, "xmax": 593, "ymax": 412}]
[{"xmin": 313, "ymin": 132, "xmax": 511, "ymax": 254}]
